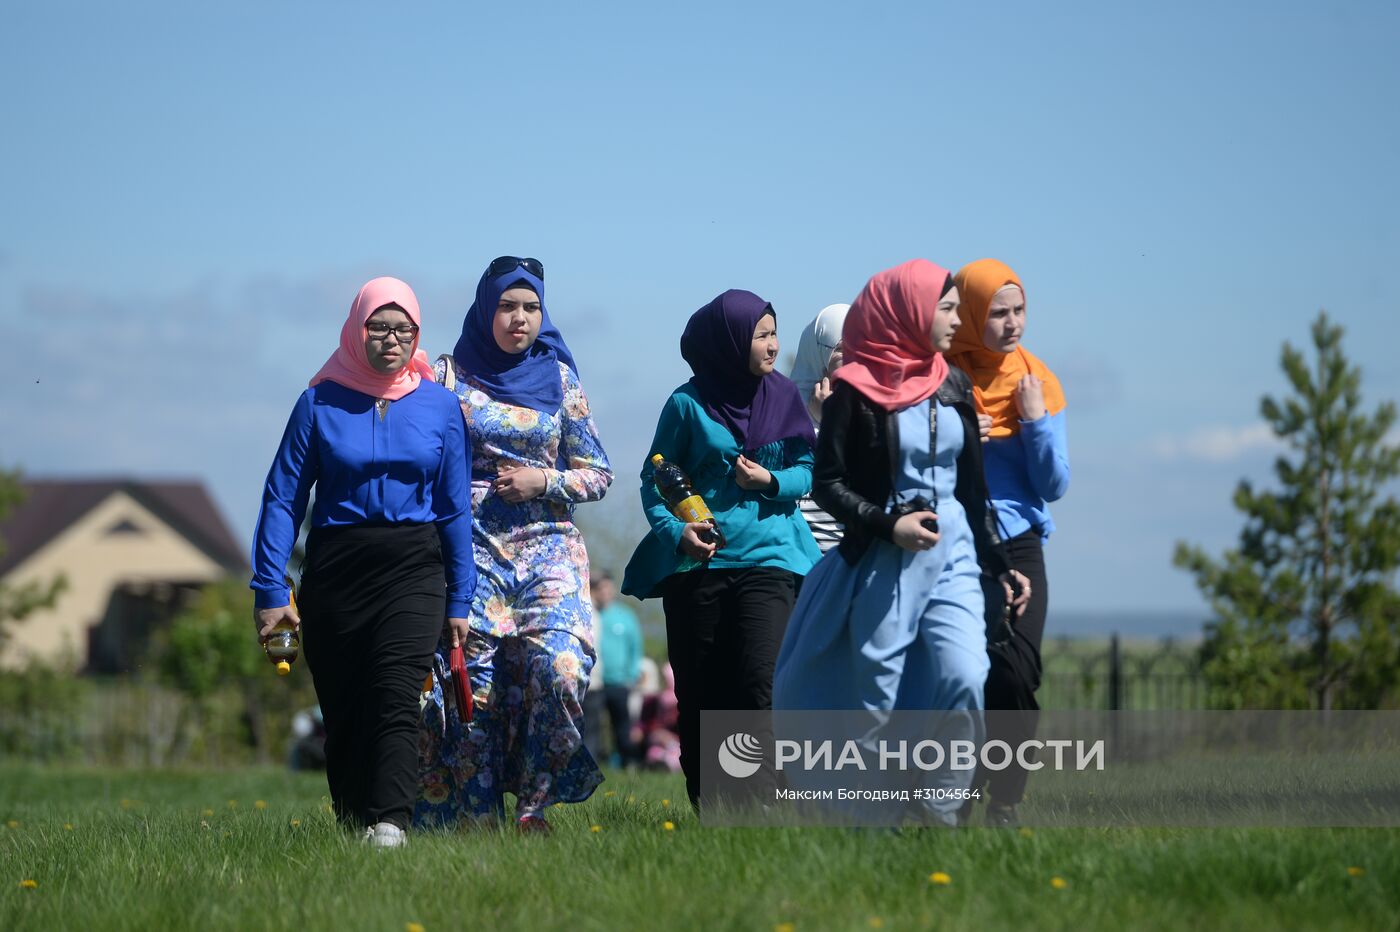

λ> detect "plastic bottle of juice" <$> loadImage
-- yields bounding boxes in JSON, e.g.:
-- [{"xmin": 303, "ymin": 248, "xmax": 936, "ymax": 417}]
[
  {"xmin": 263, "ymin": 583, "xmax": 300, "ymax": 676},
  {"xmin": 650, "ymin": 453, "xmax": 726, "ymax": 549}
]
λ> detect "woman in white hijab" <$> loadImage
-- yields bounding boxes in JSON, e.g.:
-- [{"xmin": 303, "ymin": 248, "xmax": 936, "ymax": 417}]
[{"xmin": 787, "ymin": 303, "xmax": 850, "ymax": 553}]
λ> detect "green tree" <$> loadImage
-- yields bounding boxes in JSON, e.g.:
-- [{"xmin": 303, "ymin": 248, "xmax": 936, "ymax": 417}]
[
  {"xmin": 1174, "ymin": 312, "xmax": 1400, "ymax": 709},
  {"xmin": 157, "ymin": 578, "xmax": 315, "ymax": 763},
  {"xmin": 0, "ymin": 468, "xmax": 68, "ymax": 651}
]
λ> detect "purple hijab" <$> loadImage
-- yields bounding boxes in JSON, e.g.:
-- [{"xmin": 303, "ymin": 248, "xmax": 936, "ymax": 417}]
[{"xmin": 680, "ymin": 290, "xmax": 817, "ymax": 453}]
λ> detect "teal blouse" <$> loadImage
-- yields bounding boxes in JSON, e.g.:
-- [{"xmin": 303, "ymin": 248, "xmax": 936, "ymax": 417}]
[{"xmin": 622, "ymin": 383, "xmax": 822, "ymax": 599}]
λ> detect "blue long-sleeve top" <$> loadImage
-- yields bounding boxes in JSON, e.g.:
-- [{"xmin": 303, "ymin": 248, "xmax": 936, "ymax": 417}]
[
  {"xmin": 250, "ymin": 380, "xmax": 476, "ymax": 616},
  {"xmin": 621, "ymin": 383, "xmax": 821, "ymax": 599},
  {"xmin": 981, "ymin": 410, "xmax": 1070, "ymax": 540}
]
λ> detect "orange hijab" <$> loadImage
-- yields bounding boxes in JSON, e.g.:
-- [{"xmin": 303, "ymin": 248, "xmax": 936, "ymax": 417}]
[{"xmin": 949, "ymin": 259, "xmax": 1065, "ymax": 438}]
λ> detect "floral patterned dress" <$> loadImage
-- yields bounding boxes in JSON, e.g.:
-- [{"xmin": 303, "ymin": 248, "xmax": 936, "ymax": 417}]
[{"xmin": 416, "ymin": 359, "xmax": 613, "ymax": 825}]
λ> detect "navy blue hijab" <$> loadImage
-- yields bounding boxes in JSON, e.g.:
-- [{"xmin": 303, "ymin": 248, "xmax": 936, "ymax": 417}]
[
  {"xmin": 452, "ymin": 262, "xmax": 579, "ymax": 414},
  {"xmin": 681, "ymin": 290, "xmax": 816, "ymax": 453}
]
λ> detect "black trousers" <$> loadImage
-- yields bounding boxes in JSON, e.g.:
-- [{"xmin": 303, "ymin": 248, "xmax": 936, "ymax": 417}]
[
  {"xmin": 299, "ymin": 523, "xmax": 444, "ymax": 830},
  {"xmin": 582, "ymin": 690, "xmax": 607, "ymax": 761},
  {"xmin": 603, "ymin": 684, "xmax": 639, "ymax": 766},
  {"xmin": 662, "ymin": 566, "xmax": 796, "ymax": 807},
  {"xmin": 979, "ymin": 529, "xmax": 1049, "ymax": 806}
]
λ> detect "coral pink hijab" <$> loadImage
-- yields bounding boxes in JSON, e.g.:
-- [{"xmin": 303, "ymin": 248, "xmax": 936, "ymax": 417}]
[
  {"xmin": 309, "ymin": 276, "xmax": 435, "ymax": 401},
  {"xmin": 832, "ymin": 259, "xmax": 952, "ymax": 412}
]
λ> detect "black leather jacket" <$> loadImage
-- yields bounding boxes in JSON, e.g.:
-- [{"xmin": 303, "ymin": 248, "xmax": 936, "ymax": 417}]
[{"xmin": 813, "ymin": 369, "xmax": 1009, "ymax": 577}]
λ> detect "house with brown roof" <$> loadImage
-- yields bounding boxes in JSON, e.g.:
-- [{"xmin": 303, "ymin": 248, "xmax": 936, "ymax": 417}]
[{"xmin": 0, "ymin": 478, "xmax": 248, "ymax": 672}]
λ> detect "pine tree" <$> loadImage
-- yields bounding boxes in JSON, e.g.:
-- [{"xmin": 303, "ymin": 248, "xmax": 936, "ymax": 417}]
[{"xmin": 1174, "ymin": 312, "xmax": 1400, "ymax": 709}]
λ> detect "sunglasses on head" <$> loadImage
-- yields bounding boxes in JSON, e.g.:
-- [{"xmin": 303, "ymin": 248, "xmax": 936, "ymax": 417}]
[{"xmin": 486, "ymin": 256, "xmax": 545, "ymax": 282}]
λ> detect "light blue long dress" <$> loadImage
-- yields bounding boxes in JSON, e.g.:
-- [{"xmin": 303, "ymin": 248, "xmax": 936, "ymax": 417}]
[{"xmin": 772, "ymin": 397, "xmax": 989, "ymax": 823}]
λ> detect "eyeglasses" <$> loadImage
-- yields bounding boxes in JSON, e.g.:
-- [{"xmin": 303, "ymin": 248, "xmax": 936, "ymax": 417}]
[
  {"xmin": 365, "ymin": 322, "xmax": 420, "ymax": 341},
  {"xmin": 485, "ymin": 255, "xmax": 545, "ymax": 281}
]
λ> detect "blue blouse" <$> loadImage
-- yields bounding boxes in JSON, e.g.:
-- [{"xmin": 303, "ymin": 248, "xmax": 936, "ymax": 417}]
[
  {"xmin": 981, "ymin": 410, "xmax": 1070, "ymax": 540},
  {"xmin": 250, "ymin": 380, "xmax": 476, "ymax": 616}
]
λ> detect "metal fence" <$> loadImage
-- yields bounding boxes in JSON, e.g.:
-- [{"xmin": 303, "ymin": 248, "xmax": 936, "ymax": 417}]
[
  {"xmin": 2, "ymin": 635, "xmax": 1212, "ymax": 767},
  {"xmin": 1040, "ymin": 634, "xmax": 1208, "ymax": 710}
]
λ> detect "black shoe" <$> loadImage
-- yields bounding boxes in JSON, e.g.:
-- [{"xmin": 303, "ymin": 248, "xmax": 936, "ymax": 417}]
[{"xmin": 985, "ymin": 802, "xmax": 1019, "ymax": 828}]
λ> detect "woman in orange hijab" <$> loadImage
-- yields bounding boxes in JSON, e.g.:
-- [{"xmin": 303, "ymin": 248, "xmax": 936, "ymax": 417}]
[{"xmin": 948, "ymin": 258, "xmax": 1069, "ymax": 828}]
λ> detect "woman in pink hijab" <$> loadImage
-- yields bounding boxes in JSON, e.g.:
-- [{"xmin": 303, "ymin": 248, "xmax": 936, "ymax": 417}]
[
  {"xmin": 250, "ymin": 277, "xmax": 475, "ymax": 848},
  {"xmin": 772, "ymin": 260, "xmax": 1029, "ymax": 827}
]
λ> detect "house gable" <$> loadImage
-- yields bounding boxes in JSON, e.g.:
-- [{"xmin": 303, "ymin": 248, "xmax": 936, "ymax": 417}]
[{"xmin": 1, "ymin": 490, "xmax": 234, "ymax": 669}]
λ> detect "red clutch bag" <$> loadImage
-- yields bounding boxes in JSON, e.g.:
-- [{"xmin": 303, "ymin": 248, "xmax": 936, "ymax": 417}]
[{"xmin": 449, "ymin": 643, "xmax": 473, "ymax": 724}]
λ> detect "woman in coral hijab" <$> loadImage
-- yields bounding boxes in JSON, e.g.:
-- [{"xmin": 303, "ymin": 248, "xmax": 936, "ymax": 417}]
[
  {"xmin": 772, "ymin": 260, "xmax": 1030, "ymax": 827},
  {"xmin": 949, "ymin": 258, "xmax": 1069, "ymax": 827},
  {"xmin": 250, "ymin": 277, "xmax": 474, "ymax": 848}
]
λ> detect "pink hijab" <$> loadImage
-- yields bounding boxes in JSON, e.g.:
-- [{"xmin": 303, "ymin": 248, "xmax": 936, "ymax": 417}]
[
  {"xmin": 309, "ymin": 276, "xmax": 436, "ymax": 401},
  {"xmin": 832, "ymin": 259, "xmax": 952, "ymax": 412}
]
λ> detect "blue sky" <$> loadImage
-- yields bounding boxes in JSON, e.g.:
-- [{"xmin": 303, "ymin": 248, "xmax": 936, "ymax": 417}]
[{"xmin": 2, "ymin": 1, "xmax": 1397, "ymax": 629}]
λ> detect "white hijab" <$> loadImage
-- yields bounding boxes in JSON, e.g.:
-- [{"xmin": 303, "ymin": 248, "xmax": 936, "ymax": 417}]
[{"xmin": 787, "ymin": 303, "xmax": 851, "ymax": 403}]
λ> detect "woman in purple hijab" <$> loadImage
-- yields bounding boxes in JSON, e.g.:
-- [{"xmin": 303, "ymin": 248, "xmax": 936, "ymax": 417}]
[{"xmin": 623, "ymin": 289, "xmax": 822, "ymax": 808}]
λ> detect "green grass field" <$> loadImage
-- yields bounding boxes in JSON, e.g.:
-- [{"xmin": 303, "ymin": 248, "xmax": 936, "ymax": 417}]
[{"xmin": 2, "ymin": 765, "xmax": 1397, "ymax": 931}]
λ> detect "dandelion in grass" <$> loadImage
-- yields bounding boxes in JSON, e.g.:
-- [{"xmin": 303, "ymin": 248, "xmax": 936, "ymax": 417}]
[
  {"xmin": 1018, "ymin": 827, "xmax": 1033, "ymax": 838},
  {"xmin": 5, "ymin": 820, "xmax": 18, "ymax": 829},
  {"xmin": 663, "ymin": 821, "xmax": 675, "ymax": 831},
  {"xmin": 119, "ymin": 799, "xmax": 137, "ymax": 810},
  {"xmin": 405, "ymin": 923, "xmax": 425, "ymax": 932},
  {"xmin": 202, "ymin": 808, "xmax": 214, "ymax": 817},
  {"xmin": 63, "ymin": 824, "xmax": 73, "ymax": 831},
  {"xmin": 604, "ymin": 791, "xmax": 616, "ymax": 798},
  {"xmin": 929, "ymin": 872, "xmax": 951, "ymax": 886},
  {"xmin": 290, "ymin": 820, "xmax": 302, "ymax": 827},
  {"xmin": 590, "ymin": 825, "xmax": 601, "ymax": 833},
  {"xmin": 254, "ymin": 800, "xmax": 267, "ymax": 810},
  {"xmin": 226, "ymin": 800, "xmax": 238, "ymax": 809},
  {"xmin": 867, "ymin": 918, "xmax": 885, "ymax": 929},
  {"xmin": 1050, "ymin": 876, "xmax": 1068, "ymax": 890},
  {"xmin": 773, "ymin": 923, "xmax": 795, "ymax": 932},
  {"xmin": 19, "ymin": 879, "xmax": 38, "ymax": 889},
  {"xmin": 626, "ymin": 795, "xmax": 636, "ymax": 803},
  {"xmin": 662, "ymin": 799, "xmax": 670, "ymax": 807},
  {"xmin": 1348, "ymin": 867, "xmax": 1365, "ymax": 878}
]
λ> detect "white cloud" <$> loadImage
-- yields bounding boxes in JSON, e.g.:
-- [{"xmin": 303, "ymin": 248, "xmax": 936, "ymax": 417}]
[{"xmin": 1147, "ymin": 423, "xmax": 1281, "ymax": 463}]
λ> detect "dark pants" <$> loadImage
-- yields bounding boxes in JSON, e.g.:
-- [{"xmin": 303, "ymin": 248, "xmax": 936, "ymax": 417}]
[
  {"xmin": 603, "ymin": 684, "xmax": 638, "ymax": 766},
  {"xmin": 662, "ymin": 566, "xmax": 796, "ymax": 807},
  {"xmin": 582, "ymin": 690, "xmax": 607, "ymax": 761},
  {"xmin": 299, "ymin": 523, "xmax": 444, "ymax": 831},
  {"xmin": 979, "ymin": 529, "xmax": 1049, "ymax": 806}
]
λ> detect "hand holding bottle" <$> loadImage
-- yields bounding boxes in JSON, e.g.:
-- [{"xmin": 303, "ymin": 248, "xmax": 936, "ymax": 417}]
[
  {"xmin": 255, "ymin": 604, "xmax": 300, "ymax": 639},
  {"xmin": 679, "ymin": 522, "xmax": 719, "ymax": 560}
]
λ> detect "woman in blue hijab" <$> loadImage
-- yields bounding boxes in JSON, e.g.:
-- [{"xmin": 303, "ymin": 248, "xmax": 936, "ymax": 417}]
[
  {"xmin": 415, "ymin": 256, "xmax": 613, "ymax": 834},
  {"xmin": 623, "ymin": 290, "xmax": 821, "ymax": 808}
]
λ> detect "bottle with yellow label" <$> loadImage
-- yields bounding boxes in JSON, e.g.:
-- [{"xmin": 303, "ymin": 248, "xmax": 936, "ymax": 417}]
[
  {"xmin": 650, "ymin": 453, "xmax": 726, "ymax": 550},
  {"xmin": 263, "ymin": 580, "xmax": 301, "ymax": 676}
]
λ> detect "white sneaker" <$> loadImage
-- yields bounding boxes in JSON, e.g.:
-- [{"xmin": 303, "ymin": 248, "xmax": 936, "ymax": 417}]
[{"xmin": 368, "ymin": 822, "xmax": 407, "ymax": 848}]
